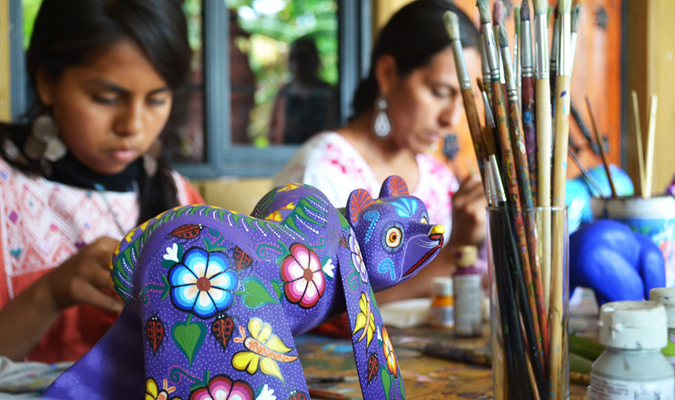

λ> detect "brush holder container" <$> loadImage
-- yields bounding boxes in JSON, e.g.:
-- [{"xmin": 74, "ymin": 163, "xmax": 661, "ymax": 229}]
[{"xmin": 487, "ymin": 206, "xmax": 569, "ymax": 400}]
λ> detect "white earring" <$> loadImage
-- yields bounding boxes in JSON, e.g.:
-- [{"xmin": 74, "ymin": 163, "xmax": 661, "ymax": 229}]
[
  {"xmin": 372, "ymin": 95, "xmax": 392, "ymax": 140},
  {"xmin": 25, "ymin": 114, "xmax": 66, "ymax": 162}
]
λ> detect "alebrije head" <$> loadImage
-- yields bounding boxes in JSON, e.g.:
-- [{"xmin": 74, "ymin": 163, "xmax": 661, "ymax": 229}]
[{"xmin": 345, "ymin": 176, "xmax": 445, "ymax": 292}]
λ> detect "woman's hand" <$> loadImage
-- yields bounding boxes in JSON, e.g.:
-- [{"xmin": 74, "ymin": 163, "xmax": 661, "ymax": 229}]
[
  {"xmin": 0, "ymin": 237, "xmax": 123, "ymax": 360},
  {"xmin": 43, "ymin": 237, "xmax": 124, "ymax": 313},
  {"xmin": 449, "ymin": 174, "xmax": 487, "ymax": 247}
]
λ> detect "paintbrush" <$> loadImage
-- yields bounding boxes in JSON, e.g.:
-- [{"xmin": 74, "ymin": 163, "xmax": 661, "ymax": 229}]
[
  {"xmin": 586, "ymin": 97, "xmax": 617, "ymax": 198},
  {"xmin": 479, "ymin": 27, "xmax": 493, "ymax": 106},
  {"xmin": 568, "ymin": 148, "xmax": 606, "ymax": 199},
  {"xmin": 570, "ymin": 5, "xmax": 582, "ymax": 75},
  {"xmin": 493, "ymin": 1, "xmax": 507, "ymax": 86},
  {"xmin": 571, "ymin": 103, "xmax": 600, "ymax": 155},
  {"xmin": 499, "ymin": 24, "xmax": 548, "ymax": 372},
  {"xmin": 632, "ymin": 91, "xmax": 646, "ymax": 197},
  {"xmin": 645, "ymin": 94, "xmax": 658, "ymax": 198},
  {"xmin": 550, "ymin": 6, "xmax": 560, "ymax": 110},
  {"xmin": 444, "ymin": 11, "xmax": 486, "ymax": 186},
  {"xmin": 487, "ymin": 157, "xmax": 533, "ymax": 399},
  {"xmin": 515, "ymin": 6, "xmax": 522, "ymax": 110},
  {"xmin": 499, "ymin": 24, "xmax": 549, "ymax": 363},
  {"xmin": 533, "ymin": 0, "xmax": 553, "ymax": 317},
  {"xmin": 477, "ymin": 77, "xmax": 500, "ymax": 158},
  {"xmin": 480, "ymin": 2, "xmax": 544, "ymax": 392},
  {"xmin": 520, "ymin": 0, "xmax": 538, "ymax": 205},
  {"xmin": 551, "ymin": 1, "xmax": 574, "ymax": 397}
]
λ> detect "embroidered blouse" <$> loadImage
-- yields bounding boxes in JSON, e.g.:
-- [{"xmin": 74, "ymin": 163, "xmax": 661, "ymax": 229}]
[
  {"xmin": 273, "ymin": 132, "xmax": 459, "ymax": 243},
  {"xmin": 0, "ymin": 156, "xmax": 204, "ymax": 363}
]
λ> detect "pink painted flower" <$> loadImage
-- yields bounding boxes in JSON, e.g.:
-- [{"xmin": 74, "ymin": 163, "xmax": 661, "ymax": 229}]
[
  {"xmin": 281, "ymin": 243, "xmax": 325, "ymax": 308},
  {"xmin": 349, "ymin": 233, "xmax": 367, "ymax": 283},
  {"xmin": 189, "ymin": 374, "xmax": 254, "ymax": 400}
]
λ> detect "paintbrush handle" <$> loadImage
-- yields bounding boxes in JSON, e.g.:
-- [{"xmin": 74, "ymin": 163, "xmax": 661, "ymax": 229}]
[
  {"xmin": 535, "ymin": 77, "xmax": 553, "ymax": 322},
  {"xmin": 586, "ymin": 97, "xmax": 618, "ymax": 198},
  {"xmin": 462, "ymin": 88, "xmax": 487, "ymax": 183},
  {"xmin": 508, "ymin": 99, "xmax": 549, "ymax": 359},
  {"xmin": 522, "ymin": 76, "xmax": 538, "ymax": 206},
  {"xmin": 550, "ymin": 72, "xmax": 571, "ymax": 399},
  {"xmin": 493, "ymin": 81, "xmax": 544, "ymax": 369}
]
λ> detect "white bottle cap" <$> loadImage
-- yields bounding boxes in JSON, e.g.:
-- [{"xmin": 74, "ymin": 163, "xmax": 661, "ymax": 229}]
[
  {"xmin": 432, "ymin": 277, "xmax": 453, "ymax": 297},
  {"xmin": 599, "ymin": 301, "xmax": 667, "ymax": 350},
  {"xmin": 650, "ymin": 288, "xmax": 675, "ymax": 328}
]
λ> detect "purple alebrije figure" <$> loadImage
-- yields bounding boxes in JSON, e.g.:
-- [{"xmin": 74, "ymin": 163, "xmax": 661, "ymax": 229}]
[{"xmin": 43, "ymin": 176, "xmax": 444, "ymax": 400}]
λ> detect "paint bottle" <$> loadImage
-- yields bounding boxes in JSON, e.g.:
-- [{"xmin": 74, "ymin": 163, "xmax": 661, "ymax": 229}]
[
  {"xmin": 429, "ymin": 277, "xmax": 454, "ymax": 329},
  {"xmin": 650, "ymin": 287, "xmax": 675, "ymax": 372},
  {"xmin": 452, "ymin": 246, "xmax": 482, "ymax": 337},
  {"xmin": 590, "ymin": 301, "xmax": 674, "ymax": 400}
]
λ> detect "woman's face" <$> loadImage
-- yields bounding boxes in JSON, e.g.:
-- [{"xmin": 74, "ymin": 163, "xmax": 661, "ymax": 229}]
[
  {"xmin": 380, "ymin": 47, "xmax": 482, "ymax": 154},
  {"xmin": 37, "ymin": 39, "xmax": 173, "ymax": 175}
]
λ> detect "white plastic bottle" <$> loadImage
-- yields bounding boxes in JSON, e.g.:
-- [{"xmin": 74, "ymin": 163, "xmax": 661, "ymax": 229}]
[
  {"xmin": 590, "ymin": 301, "xmax": 674, "ymax": 400},
  {"xmin": 650, "ymin": 287, "xmax": 675, "ymax": 372}
]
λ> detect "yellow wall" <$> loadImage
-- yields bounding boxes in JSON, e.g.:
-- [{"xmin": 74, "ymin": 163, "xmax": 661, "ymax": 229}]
[
  {"xmin": 373, "ymin": 0, "xmax": 413, "ymax": 33},
  {"xmin": 0, "ymin": 0, "xmax": 11, "ymax": 121},
  {"xmin": 625, "ymin": 0, "xmax": 675, "ymax": 196}
]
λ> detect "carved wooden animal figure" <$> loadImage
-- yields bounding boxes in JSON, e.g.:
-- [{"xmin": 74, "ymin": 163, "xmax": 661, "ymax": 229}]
[{"xmin": 44, "ymin": 176, "xmax": 444, "ymax": 400}]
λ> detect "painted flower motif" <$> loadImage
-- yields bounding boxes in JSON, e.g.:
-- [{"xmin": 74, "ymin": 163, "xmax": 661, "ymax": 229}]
[
  {"xmin": 232, "ymin": 317, "xmax": 298, "ymax": 381},
  {"xmin": 349, "ymin": 234, "xmax": 368, "ymax": 283},
  {"xmin": 189, "ymin": 374, "xmax": 254, "ymax": 400},
  {"xmin": 280, "ymin": 243, "xmax": 325, "ymax": 308},
  {"xmin": 146, "ymin": 377, "xmax": 180, "ymax": 400},
  {"xmin": 352, "ymin": 292, "xmax": 376, "ymax": 349},
  {"xmin": 169, "ymin": 248, "xmax": 238, "ymax": 318},
  {"xmin": 382, "ymin": 326, "xmax": 398, "ymax": 378}
]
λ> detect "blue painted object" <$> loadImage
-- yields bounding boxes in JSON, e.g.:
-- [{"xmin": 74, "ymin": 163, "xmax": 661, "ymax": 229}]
[{"xmin": 570, "ymin": 220, "xmax": 665, "ymax": 305}]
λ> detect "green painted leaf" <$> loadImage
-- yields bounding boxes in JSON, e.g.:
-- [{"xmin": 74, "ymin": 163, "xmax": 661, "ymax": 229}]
[
  {"xmin": 271, "ymin": 279, "xmax": 284, "ymax": 301},
  {"xmin": 161, "ymin": 275, "xmax": 170, "ymax": 301},
  {"xmin": 239, "ymin": 276, "xmax": 279, "ymax": 309},
  {"xmin": 381, "ymin": 367, "xmax": 391, "ymax": 400},
  {"xmin": 172, "ymin": 314, "xmax": 207, "ymax": 367},
  {"xmin": 399, "ymin": 377, "xmax": 406, "ymax": 399}
]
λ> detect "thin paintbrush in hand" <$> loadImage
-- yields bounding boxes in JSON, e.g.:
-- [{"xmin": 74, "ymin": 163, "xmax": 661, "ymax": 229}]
[{"xmin": 444, "ymin": 11, "xmax": 486, "ymax": 186}]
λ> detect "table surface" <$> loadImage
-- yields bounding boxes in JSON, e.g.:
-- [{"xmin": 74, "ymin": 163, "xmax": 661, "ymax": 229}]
[{"xmin": 296, "ymin": 293, "xmax": 601, "ymax": 400}]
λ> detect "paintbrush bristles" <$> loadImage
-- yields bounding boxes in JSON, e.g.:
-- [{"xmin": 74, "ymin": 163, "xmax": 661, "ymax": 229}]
[
  {"xmin": 521, "ymin": 0, "xmax": 531, "ymax": 21},
  {"xmin": 477, "ymin": 0, "xmax": 492, "ymax": 24},
  {"xmin": 533, "ymin": 0, "xmax": 548, "ymax": 15},
  {"xmin": 477, "ymin": 77, "xmax": 485, "ymax": 93},
  {"xmin": 571, "ymin": 5, "xmax": 582, "ymax": 32},
  {"xmin": 444, "ymin": 12, "xmax": 460, "ymax": 41},
  {"xmin": 559, "ymin": 0, "xmax": 573, "ymax": 14},
  {"xmin": 493, "ymin": 1, "xmax": 506, "ymax": 26}
]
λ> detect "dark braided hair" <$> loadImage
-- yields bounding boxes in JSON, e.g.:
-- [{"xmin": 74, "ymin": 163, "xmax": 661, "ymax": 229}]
[
  {"xmin": 352, "ymin": 0, "xmax": 480, "ymax": 118},
  {"xmin": 2, "ymin": 0, "xmax": 192, "ymax": 224}
]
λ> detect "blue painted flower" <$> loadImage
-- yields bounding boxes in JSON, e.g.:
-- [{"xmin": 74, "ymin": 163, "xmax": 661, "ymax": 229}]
[{"xmin": 169, "ymin": 248, "xmax": 238, "ymax": 318}]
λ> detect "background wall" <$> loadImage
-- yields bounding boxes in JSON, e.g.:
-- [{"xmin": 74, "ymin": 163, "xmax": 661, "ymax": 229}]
[{"xmin": 625, "ymin": 0, "xmax": 675, "ymax": 196}]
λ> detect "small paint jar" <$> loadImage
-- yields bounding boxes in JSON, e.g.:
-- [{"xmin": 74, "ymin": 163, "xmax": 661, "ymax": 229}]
[
  {"xmin": 590, "ymin": 301, "xmax": 674, "ymax": 400},
  {"xmin": 452, "ymin": 246, "xmax": 482, "ymax": 337},
  {"xmin": 429, "ymin": 277, "xmax": 454, "ymax": 329},
  {"xmin": 650, "ymin": 287, "xmax": 675, "ymax": 372}
]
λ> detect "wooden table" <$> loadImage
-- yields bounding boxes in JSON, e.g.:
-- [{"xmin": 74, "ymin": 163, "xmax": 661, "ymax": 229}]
[{"xmin": 296, "ymin": 325, "xmax": 589, "ymax": 399}]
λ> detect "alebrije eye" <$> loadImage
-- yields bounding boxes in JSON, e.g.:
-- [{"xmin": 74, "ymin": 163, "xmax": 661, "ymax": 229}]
[
  {"xmin": 420, "ymin": 216, "xmax": 429, "ymax": 224},
  {"xmin": 385, "ymin": 227, "xmax": 402, "ymax": 248}
]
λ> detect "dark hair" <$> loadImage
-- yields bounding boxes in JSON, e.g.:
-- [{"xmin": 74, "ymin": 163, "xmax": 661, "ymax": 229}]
[
  {"xmin": 5, "ymin": 0, "xmax": 192, "ymax": 224},
  {"xmin": 352, "ymin": 0, "xmax": 480, "ymax": 117}
]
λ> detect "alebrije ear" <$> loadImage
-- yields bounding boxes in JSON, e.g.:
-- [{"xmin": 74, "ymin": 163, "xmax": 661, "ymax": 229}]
[
  {"xmin": 378, "ymin": 175, "xmax": 409, "ymax": 198},
  {"xmin": 347, "ymin": 189, "xmax": 374, "ymax": 224}
]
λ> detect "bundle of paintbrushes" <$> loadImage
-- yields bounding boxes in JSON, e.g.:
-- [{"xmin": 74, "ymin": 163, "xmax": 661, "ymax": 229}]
[{"xmin": 445, "ymin": 0, "xmax": 579, "ymax": 398}]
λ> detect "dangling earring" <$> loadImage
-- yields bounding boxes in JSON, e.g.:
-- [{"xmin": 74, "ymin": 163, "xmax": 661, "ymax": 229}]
[
  {"xmin": 372, "ymin": 95, "xmax": 392, "ymax": 140},
  {"xmin": 24, "ymin": 114, "xmax": 66, "ymax": 162}
]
